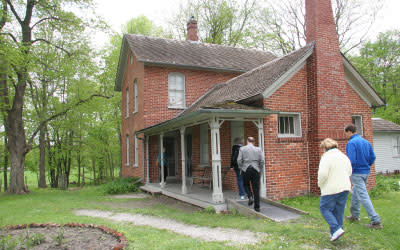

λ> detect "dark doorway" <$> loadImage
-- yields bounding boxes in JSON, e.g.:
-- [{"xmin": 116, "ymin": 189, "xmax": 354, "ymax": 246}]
[
  {"xmin": 186, "ymin": 134, "xmax": 193, "ymax": 177},
  {"xmin": 164, "ymin": 138, "xmax": 176, "ymax": 178}
]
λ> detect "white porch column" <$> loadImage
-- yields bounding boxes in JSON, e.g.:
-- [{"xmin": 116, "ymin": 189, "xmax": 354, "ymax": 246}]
[
  {"xmin": 146, "ymin": 135, "xmax": 150, "ymax": 184},
  {"xmin": 160, "ymin": 133, "xmax": 165, "ymax": 188},
  {"xmin": 253, "ymin": 119, "xmax": 267, "ymax": 198},
  {"xmin": 209, "ymin": 117, "xmax": 224, "ymax": 203},
  {"xmin": 180, "ymin": 127, "xmax": 187, "ymax": 194}
]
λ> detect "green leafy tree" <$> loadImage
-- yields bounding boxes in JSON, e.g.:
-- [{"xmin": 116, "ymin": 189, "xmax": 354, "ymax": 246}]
[
  {"xmin": 0, "ymin": 0, "xmax": 106, "ymax": 193},
  {"xmin": 350, "ymin": 30, "xmax": 400, "ymax": 124}
]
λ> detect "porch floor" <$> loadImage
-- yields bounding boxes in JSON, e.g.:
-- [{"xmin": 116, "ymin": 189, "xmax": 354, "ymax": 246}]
[
  {"xmin": 141, "ymin": 181, "xmax": 306, "ymax": 221},
  {"xmin": 141, "ymin": 182, "xmax": 238, "ymax": 211}
]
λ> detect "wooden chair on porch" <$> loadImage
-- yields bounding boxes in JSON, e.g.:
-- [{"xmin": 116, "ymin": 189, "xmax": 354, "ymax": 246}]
[
  {"xmin": 191, "ymin": 165, "xmax": 231, "ymax": 191},
  {"xmin": 191, "ymin": 165, "xmax": 212, "ymax": 190}
]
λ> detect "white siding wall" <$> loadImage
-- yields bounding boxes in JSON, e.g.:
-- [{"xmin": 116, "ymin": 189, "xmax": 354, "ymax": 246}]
[{"xmin": 373, "ymin": 132, "xmax": 400, "ymax": 174}]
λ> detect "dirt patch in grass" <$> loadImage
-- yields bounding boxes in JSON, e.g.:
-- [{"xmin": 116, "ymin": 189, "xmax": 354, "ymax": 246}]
[
  {"xmin": 101, "ymin": 194, "xmax": 203, "ymax": 213},
  {"xmin": 0, "ymin": 225, "xmax": 124, "ymax": 250}
]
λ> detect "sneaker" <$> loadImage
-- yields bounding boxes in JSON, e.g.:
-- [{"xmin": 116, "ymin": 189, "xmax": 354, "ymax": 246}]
[
  {"xmin": 248, "ymin": 197, "xmax": 254, "ymax": 206},
  {"xmin": 254, "ymin": 207, "xmax": 260, "ymax": 212},
  {"xmin": 346, "ymin": 215, "xmax": 360, "ymax": 222},
  {"xmin": 366, "ymin": 223, "xmax": 383, "ymax": 229},
  {"xmin": 239, "ymin": 195, "xmax": 246, "ymax": 200},
  {"xmin": 330, "ymin": 228, "xmax": 345, "ymax": 242}
]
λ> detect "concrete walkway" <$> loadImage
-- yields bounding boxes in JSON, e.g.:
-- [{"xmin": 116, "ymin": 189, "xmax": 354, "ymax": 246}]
[{"xmin": 75, "ymin": 209, "xmax": 267, "ymax": 245}]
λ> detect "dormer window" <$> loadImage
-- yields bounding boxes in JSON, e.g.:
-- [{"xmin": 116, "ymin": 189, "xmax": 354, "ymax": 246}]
[{"xmin": 168, "ymin": 73, "xmax": 185, "ymax": 108}]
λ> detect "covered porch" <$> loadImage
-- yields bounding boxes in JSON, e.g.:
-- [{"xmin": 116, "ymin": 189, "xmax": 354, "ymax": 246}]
[{"xmin": 137, "ymin": 106, "xmax": 276, "ymax": 207}]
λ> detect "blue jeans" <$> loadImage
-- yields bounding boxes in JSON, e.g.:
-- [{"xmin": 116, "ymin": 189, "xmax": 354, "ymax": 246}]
[
  {"xmin": 234, "ymin": 168, "xmax": 246, "ymax": 196},
  {"xmin": 350, "ymin": 174, "xmax": 380, "ymax": 224},
  {"xmin": 320, "ymin": 191, "xmax": 349, "ymax": 235}
]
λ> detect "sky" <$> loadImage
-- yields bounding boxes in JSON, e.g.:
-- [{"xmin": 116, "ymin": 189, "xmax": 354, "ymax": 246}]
[{"xmin": 91, "ymin": 0, "xmax": 400, "ymax": 49}]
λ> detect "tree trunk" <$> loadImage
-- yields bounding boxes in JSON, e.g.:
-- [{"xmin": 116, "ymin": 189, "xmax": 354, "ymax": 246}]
[
  {"xmin": 92, "ymin": 157, "xmax": 96, "ymax": 185},
  {"xmin": 77, "ymin": 151, "xmax": 81, "ymax": 186},
  {"xmin": 3, "ymin": 136, "xmax": 8, "ymax": 192},
  {"xmin": 38, "ymin": 125, "xmax": 47, "ymax": 188},
  {"xmin": 6, "ymin": 74, "xmax": 29, "ymax": 193}
]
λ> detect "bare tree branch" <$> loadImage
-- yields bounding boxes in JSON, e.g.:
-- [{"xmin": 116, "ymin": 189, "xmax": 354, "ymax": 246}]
[
  {"xmin": 31, "ymin": 16, "xmax": 60, "ymax": 30},
  {"xmin": 5, "ymin": 0, "xmax": 22, "ymax": 24},
  {"xmin": 0, "ymin": 32, "xmax": 18, "ymax": 43},
  {"xmin": 31, "ymin": 38, "xmax": 71, "ymax": 56}
]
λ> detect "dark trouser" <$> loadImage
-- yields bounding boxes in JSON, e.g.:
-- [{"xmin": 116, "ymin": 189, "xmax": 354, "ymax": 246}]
[
  {"xmin": 242, "ymin": 167, "xmax": 260, "ymax": 210},
  {"xmin": 159, "ymin": 165, "xmax": 168, "ymax": 182}
]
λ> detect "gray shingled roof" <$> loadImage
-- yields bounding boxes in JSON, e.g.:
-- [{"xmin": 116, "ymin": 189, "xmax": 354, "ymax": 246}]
[
  {"xmin": 372, "ymin": 118, "xmax": 400, "ymax": 132},
  {"xmin": 178, "ymin": 42, "xmax": 315, "ymax": 117},
  {"xmin": 125, "ymin": 34, "xmax": 276, "ymax": 72}
]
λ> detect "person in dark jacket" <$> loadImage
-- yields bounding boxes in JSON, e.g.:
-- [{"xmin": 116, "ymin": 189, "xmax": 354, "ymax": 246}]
[
  {"xmin": 231, "ymin": 138, "xmax": 246, "ymax": 200},
  {"xmin": 345, "ymin": 124, "xmax": 382, "ymax": 229}
]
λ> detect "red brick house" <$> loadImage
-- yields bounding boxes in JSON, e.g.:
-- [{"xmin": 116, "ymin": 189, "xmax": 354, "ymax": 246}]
[{"xmin": 115, "ymin": 0, "xmax": 384, "ymax": 204}]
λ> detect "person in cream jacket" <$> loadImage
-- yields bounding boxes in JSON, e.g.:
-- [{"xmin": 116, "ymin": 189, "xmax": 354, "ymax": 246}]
[{"xmin": 318, "ymin": 138, "xmax": 352, "ymax": 242}]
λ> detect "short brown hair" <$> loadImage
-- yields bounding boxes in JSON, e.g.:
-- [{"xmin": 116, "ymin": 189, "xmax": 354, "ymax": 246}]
[
  {"xmin": 345, "ymin": 124, "xmax": 357, "ymax": 133},
  {"xmin": 320, "ymin": 138, "xmax": 338, "ymax": 151}
]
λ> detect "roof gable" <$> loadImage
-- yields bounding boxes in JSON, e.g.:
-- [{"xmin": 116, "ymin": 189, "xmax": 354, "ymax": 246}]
[
  {"xmin": 178, "ymin": 42, "xmax": 315, "ymax": 117},
  {"xmin": 342, "ymin": 56, "xmax": 385, "ymax": 108}
]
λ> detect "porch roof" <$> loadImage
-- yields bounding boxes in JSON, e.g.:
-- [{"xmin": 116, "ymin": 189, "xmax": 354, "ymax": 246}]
[{"xmin": 136, "ymin": 107, "xmax": 276, "ymax": 136}]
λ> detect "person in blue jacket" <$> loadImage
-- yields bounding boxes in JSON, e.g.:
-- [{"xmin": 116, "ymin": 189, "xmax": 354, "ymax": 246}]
[{"xmin": 344, "ymin": 124, "xmax": 382, "ymax": 229}]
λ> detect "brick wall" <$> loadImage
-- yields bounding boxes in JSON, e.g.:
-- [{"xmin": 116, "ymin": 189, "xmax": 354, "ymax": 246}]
[
  {"xmin": 143, "ymin": 66, "xmax": 238, "ymax": 128},
  {"xmin": 264, "ymin": 67, "xmax": 310, "ymax": 200}
]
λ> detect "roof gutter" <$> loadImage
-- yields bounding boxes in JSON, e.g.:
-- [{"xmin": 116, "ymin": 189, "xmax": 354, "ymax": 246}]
[{"xmin": 136, "ymin": 108, "xmax": 277, "ymax": 135}]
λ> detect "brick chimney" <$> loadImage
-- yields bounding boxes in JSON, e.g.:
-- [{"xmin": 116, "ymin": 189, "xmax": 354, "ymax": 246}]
[
  {"xmin": 305, "ymin": 0, "xmax": 352, "ymax": 193},
  {"xmin": 186, "ymin": 16, "xmax": 198, "ymax": 41}
]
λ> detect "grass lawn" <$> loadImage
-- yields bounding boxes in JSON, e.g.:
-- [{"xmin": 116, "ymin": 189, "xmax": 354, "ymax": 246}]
[{"xmin": 0, "ymin": 175, "xmax": 399, "ymax": 249}]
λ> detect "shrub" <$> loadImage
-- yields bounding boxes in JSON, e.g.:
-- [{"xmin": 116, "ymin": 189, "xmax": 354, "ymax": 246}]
[
  {"xmin": 102, "ymin": 177, "xmax": 142, "ymax": 194},
  {"xmin": 370, "ymin": 174, "xmax": 400, "ymax": 198}
]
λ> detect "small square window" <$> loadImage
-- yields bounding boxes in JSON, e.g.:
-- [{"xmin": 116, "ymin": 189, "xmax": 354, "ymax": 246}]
[
  {"xmin": 352, "ymin": 115, "xmax": 363, "ymax": 136},
  {"xmin": 393, "ymin": 136, "xmax": 400, "ymax": 157},
  {"xmin": 278, "ymin": 113, "xmax": 301, "ymax": 137}
]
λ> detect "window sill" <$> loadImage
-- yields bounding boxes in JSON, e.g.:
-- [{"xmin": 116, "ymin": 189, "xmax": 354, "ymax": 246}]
[
  {"xmin": 125, "ymin": 163, "xmax": 130, "ymax": 167},
  {"xmin": 277, "ymin": 137, "xmax": 303, "ymax": 143},
  {"xmin": 132, "ymin": 111, "xmax": 138, "ymax": 115},
  {"xmin": 198, "ymin": 164, "xmax": 209, "ymax": 168},
  {"xmin": 168, "ymin": 106, "xmax": 186, "ymax": 110},
  {"xmin": 133, "ymin": 164, "xmax": 138, "ymax": 168},
  {"xmin": 125, "ymin": 116, "xmax": 129, "ymax": 119}
]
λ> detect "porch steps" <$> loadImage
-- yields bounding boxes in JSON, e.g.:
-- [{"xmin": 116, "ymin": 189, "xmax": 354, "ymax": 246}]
[{"xmin": 227, "ymin": 197, "xmax": 307, "ymax": 222}]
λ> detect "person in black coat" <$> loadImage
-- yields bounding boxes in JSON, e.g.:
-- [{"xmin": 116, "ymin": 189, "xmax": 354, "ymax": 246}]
[{"xmin": 231, "ymin": 138, "xmax": 246, "ymax": 200}]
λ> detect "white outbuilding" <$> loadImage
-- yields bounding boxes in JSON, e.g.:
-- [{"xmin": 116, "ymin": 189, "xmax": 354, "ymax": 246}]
[{"xmin": 372, "ymin": 118, "xmax": 400, "ymax": 174}]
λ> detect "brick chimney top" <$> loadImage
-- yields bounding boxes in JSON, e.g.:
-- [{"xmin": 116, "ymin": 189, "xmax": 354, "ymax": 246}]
[{"xmin": 187, "ymin": 16, "xmax": 198, "ymax": 41}]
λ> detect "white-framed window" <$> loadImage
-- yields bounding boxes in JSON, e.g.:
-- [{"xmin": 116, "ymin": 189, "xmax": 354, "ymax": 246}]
[
  {"xmin": 126, "ymin": 134, "xmax": 130, "ymax": 166},
  {"xmin": 133, "ymin": 79, "xmax": 138, "ymax": 114},
  {"xmin": 352, "ymin": 115, "xmax": 363, "ymax": 136},
  {"xmin": 168, "ymin": 73, "xmax": 185, "ymax": 108},
  {"xmin": 125, "ymin": 87, "xmax": 129, "ymax": 118},
  {"xmin": 134, "ymin": 136, "xmax": 139, "ymax": 167},
  {"xmin": 278, "ymin": 113, "xmax": 301, "ymax": 137},
  {"xmin": 200, "ymin": 124, "xmax": 209, "ymax": 164},
  {"xmin": 231, "ymin": 121, "xmax": 244, "ymax": 145},
  {"xmin": 129, "ymin": 52, "xmax": 133, "ymax": 64},
  {"xmin": 393, "ymin": 136, "xmax": 400, "ymax": 157}
]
